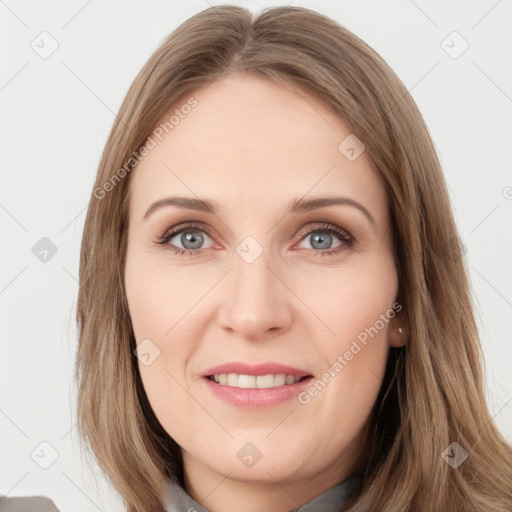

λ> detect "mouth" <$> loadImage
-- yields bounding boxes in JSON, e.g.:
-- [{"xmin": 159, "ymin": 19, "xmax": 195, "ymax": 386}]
[{"xmin": 201, "ymin": 362, "xmax": 314, "ymax": 408}]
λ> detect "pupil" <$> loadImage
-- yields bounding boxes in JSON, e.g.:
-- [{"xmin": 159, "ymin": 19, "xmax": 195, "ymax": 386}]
[
  {"xmin": 182, "ymin": 231, "xmax": 203, "ymax": 249},
  {"xmin": 311, "ymin": 232, "xmax": 332, "ymax": 250}
]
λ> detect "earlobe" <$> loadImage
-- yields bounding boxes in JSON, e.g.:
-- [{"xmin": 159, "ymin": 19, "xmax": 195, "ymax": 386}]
[{"xmin": 388, "ymin": 311, "xmax": 409, "ymax": 348}]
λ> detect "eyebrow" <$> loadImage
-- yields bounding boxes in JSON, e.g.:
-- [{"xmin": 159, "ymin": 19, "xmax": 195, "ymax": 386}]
[{"xmin": 143, "ymin": 195, "xmax": 376, "ymax": 227}]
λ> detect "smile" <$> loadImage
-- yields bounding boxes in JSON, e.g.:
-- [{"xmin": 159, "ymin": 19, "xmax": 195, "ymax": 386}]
[{"xmin": 207, "ymin": 373, "xmax": 309, "ymax": 388}]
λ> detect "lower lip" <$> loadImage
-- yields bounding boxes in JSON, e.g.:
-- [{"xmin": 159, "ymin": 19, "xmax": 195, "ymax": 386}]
[{"xmin": 203, "ymin": 376, "xmax": 313, "ymax": 408}]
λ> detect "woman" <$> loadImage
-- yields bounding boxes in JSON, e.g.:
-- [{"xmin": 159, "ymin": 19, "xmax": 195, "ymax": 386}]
[{"xmin": 75, "ymin": 5, "xmax": 512, "ymax": 512}]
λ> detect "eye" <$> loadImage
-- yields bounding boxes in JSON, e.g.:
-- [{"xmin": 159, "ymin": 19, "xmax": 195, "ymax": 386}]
[
  {"xmin": 155, "ymin": 221, "xmax": 355, "ymax": 257},
  {"xmin": 155, "ymin": 222, "xmax": 215, "ymax": 257},
  {"xmin": 295, "ymin": 223, "xmax": 354, "ymax": 256}
]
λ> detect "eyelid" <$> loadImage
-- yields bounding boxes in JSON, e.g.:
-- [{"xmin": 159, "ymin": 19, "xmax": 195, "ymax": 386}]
[
  {"xmin": 156, "ymin": 221, "xmax": 216, "ymax": 247},
  {"xmin": 161, "ymin": 221, "xmax": 211, "ymax": 238},
  {"xmin": 294, "ymin": 222, "xmax": 351, "ymax": 242}
]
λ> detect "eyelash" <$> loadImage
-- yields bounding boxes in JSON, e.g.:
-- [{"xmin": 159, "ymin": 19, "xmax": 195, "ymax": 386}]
[{"xmin": 154, "ymin": 221, "xmax": 355, "ymax": 258}]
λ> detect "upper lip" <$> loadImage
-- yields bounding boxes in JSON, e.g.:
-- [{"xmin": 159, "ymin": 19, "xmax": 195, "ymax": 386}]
[{"xmin": 202, "ymin": 362, "xmax": 313, "ymax": 379}]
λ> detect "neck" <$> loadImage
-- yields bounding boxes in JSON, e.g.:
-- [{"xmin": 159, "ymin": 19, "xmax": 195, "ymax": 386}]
[{"xmin": 181, "ymin": 451, "xmax": 361, "ymax": 512}]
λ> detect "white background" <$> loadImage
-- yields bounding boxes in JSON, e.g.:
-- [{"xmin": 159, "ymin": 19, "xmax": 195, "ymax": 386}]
[{"xmin": 1, "ymin": 1, "xmax": 511, "ymax": 510}]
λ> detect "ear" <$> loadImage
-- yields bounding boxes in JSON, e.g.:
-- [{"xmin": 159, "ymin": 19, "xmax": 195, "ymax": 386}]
[{"xmin": 387, "ymin": 306, "xmax": 409, "ymax": 348}]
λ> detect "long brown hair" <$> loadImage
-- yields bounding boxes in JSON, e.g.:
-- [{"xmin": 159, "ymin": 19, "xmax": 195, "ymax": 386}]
[{"xmin": 75, "ymin": 5, "xmax": 512, "ymax": 511}]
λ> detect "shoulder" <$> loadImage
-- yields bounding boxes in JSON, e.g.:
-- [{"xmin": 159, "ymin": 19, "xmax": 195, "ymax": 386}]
[{"xmin": 0, "ymin": 495, "xmax": 61, "ymax": 511}]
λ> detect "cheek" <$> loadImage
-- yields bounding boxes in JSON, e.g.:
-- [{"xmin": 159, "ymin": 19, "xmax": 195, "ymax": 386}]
[
  {"xmin": 302, "ymin": 255, "xmax": 398, "ymax": 346},
  {"xmin": 125, "ymin": 250, "xmax": 203, "ymax": 430},
  {"xmin": 124, "ymin": 248, "xmax": 198, "ymax": 341},
  {"xmin": 298, "ymin": 258, "xmax": 397, "ymax": 427}
]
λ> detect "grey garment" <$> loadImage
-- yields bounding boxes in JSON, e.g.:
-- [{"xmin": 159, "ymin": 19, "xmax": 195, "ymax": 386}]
[
  {"xmin": 0, "ymin": 470, "xmax": 363, "ymax": 512},
  {"xmin": 0, "ymin": 495, "xmax": 60, "ymax": 511},
  {"xmin": 163, "ymin": 469, "xmax": 363, "ymax": 512}
]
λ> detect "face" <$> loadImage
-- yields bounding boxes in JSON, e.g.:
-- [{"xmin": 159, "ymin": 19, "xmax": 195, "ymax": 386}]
[{"xmin": 124, "ymin": 73, "xmax": 406, "ymax": 491}]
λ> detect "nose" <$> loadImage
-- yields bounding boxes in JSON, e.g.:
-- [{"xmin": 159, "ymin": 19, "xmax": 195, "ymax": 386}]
[{"xmin": 216, "ymin": 247, "xmax": 294, "ymax": 342}]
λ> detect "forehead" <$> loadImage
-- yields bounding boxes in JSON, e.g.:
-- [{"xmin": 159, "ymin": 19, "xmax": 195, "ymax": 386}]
[{"xmin": 128, "ymin": 73, "xmax": 387, "ymax": 223}]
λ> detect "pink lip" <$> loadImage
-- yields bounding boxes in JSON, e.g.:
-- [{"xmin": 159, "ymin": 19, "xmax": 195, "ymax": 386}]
[
  {"xmin": 203, "ymin": 376, "xmax": 313, "ymax": 409},
  {"xmin": 201, "ymin": 362, "xmax": 314, "ymax": 409},
  {"xmin": 201, "ymin": 362, "xmax": 313, "ymax": 379}
]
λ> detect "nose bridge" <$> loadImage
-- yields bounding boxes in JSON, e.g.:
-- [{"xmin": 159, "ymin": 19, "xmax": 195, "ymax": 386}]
[{"xmin": 217, "ymin": 241, "xmax": 292, "ymax": 339}]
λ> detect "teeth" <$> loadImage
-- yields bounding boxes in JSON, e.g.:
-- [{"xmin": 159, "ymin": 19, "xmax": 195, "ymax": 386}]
[
  {"xmin": 256, "ymin": 374, "xmax": 274, "ymax": 388},
  {"xmin": 274, "ymin": 374, "xmax": 286, "ymax": 386},
  {"xmin": 238, "ymin": 375, "xmax": 256, "ymax": 388},
  {"xmin": 211, "ymin": 373, "xmax": 304, "ymax": 389},
  {"xmin": 227, "ymin": 373, "xmax": 238, "ymax": 386}
]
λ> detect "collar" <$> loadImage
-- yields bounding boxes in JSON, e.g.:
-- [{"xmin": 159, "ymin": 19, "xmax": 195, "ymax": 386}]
[{"xmin": 163, "ymin": 469, "xmax": 363, "ymax": 512}]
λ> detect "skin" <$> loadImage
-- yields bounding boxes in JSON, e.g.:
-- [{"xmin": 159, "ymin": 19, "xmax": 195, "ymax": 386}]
[{"xmin": 124, "ymin": 73, "xmax": 408, "ymax": 512}]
